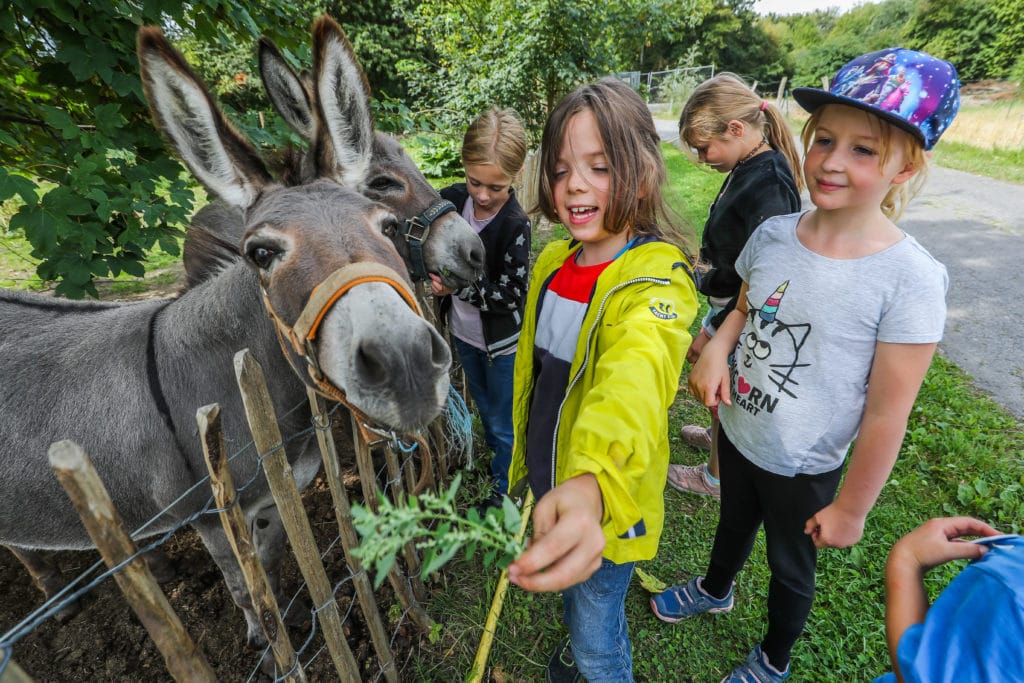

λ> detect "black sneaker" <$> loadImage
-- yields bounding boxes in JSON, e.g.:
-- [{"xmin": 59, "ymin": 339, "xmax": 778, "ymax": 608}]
[{"xmin": 546, "ymin": 637, "xmax": 583, "ymax": 682}]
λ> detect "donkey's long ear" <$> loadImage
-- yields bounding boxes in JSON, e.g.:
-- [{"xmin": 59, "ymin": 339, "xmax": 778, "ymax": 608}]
[
  {"xmin": 137, "ymin": 26, "xmax": 272, "ymax": 210},
  {"xmin": 259, "ymin": 37, "xmax": 315, "ymax": 141},
  {"xmin": 310, "ymin": 14, "xmax": 373, "ymax": 187}
]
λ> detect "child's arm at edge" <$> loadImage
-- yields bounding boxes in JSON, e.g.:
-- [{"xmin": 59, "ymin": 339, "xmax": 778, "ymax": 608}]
[
  {"xmin": 805, "ymin": 341, "xmax": 937, "ymax": 549},
  {"xmin": 884, "ymin": 517, "xmax": 997, "ymax": 683},
  {"xmin": 506, "ymin": 473, "xmax": 606, "ymax": 592}
]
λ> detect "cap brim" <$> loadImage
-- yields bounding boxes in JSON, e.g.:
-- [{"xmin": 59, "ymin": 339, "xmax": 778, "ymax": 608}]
[{"xmin": 792, "ymin": 87, "xmax": 926, "ymax": 148}]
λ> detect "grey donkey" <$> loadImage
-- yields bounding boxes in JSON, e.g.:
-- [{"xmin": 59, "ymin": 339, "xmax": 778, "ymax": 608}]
[{"xmin": 0, "ymin": 25, "xmax": 452, "ymax": 650}]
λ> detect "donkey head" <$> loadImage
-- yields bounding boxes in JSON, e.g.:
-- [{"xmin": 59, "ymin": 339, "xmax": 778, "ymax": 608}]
[
  {"xmin": 183, "ymin": 15, "xmax": 484, "ymax": 291},
  {"xmin": 291, "ymin": 15, "xmax": 485, "ymax": 288},
  {"xmin": 138, "ymin": 26, "xmax": 451, "ymax": 430}
]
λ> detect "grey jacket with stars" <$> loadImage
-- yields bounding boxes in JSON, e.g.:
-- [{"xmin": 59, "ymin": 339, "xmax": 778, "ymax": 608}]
[{"xmin": 439, "ymin": 183, "xmax": 532, "ymax": 357}]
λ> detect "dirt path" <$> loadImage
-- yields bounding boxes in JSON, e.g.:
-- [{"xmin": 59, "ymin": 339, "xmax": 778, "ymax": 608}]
[{"xmin": 652, "ymin": 115, "xmax": 1024, "ymax": 419}]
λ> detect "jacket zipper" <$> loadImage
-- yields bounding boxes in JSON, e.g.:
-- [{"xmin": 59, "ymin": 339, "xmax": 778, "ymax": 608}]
[{"xmin": 549, "ymin": 275, "xmax": 672, "ymax": 491}]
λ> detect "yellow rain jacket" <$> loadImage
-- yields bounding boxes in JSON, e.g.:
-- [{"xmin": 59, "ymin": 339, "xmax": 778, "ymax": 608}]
[{"xmin": 508, "ymin": 237, "xmax": 697, "ymax": 563}]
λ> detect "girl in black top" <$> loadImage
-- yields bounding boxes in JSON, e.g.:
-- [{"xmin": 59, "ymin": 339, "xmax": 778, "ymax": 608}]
[{"xmin": 668, "ymin": 73, "xmax": 803, "ymax": 500}]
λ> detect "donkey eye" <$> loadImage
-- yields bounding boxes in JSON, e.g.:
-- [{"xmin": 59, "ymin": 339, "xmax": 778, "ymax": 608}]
[
  {"xmin": 366, "ymin": 175, "xmax": 403, "ymax": 194},
  {"xmin": 381, "ymin": 218, "xmax": 401, "ymax": 238},
  {"xmin": 247, "ymin": 245, "xmax": 278, "ymax": 270}
]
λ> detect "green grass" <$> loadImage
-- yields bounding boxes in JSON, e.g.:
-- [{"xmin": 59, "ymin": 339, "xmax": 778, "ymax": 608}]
[
  {"xmin": 930, "ymin": 141, "xmax": 1024, "ymax": 185},
  {"xmin": 405, "ymin": 143, "xmax": 1024, "ymax": 682}
]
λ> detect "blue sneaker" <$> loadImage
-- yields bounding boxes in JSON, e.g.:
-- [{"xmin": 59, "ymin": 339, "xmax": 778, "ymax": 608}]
[
  {"xmin": 720, "ymin": 645, "xmax": 790, "ymax": 683},
  {"xmin": 650, "ymin": 576, "xmax": 733, "ymax": 623}
]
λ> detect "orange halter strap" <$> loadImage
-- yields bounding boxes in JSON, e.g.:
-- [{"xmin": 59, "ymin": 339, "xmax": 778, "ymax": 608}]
[{"xmin": 260, "ymin": 261, "xmax": 421, "ymax": 439}]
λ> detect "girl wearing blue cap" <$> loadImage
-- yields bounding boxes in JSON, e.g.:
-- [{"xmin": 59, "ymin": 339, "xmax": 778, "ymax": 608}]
[{"xmin": 651, "ymin": 48, "xmax": 961, "ymax": 682}]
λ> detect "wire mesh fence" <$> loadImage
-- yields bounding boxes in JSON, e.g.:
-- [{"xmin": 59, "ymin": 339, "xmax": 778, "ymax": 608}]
[{"xmin": 0, "ymin": 360, "xmax": 473, "ymax": 682}]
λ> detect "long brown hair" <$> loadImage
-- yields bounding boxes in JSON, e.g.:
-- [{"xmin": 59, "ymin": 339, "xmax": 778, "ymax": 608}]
[
  {"xmin": 680, "ymin": 72, "xmax": 805, "ymax": 192},
  {"xmin": 535, "ymin": 77, "xmax": 696, "ymax": 255}
]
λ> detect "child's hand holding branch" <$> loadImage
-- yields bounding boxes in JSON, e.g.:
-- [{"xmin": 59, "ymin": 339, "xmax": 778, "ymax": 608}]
[{"xmin": 507, "ymin": 473, "xmax": 605, "ymax": 592}]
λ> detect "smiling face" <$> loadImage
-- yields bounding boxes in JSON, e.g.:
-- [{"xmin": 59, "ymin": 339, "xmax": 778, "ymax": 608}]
[
  {"xmin": 552, "ymin": 109, "xmax": 630, "ymax": 264},
  {"xmin": 464, "ymin": 162, "xmax": 514, "ymax": 220},
  {"xmin": 803, "ymin": 104, "xmax": 916, "ymax": 216}
]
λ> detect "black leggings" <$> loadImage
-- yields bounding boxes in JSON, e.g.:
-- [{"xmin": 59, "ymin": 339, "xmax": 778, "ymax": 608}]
[{"xmin": 701, "ymin": 427, "xmax": 843, "ymax": 671}]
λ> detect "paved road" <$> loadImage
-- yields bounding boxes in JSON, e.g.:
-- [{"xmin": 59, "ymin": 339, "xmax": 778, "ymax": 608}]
[{"xmin": 653, "ymin": 116, "xmax": 1024, "ymax": 419}]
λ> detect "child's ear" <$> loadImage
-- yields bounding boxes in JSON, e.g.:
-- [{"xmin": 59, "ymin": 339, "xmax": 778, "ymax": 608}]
[
  {"xmin": 726, "ymin": 120, "xmax": 744, "ymax": 138},
  {"xmin": 891, "ymin": 159, "xmax": 921, "ymax": 186}
]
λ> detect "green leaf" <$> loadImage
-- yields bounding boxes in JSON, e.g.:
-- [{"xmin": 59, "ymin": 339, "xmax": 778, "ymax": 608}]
[
  {"xmin": 0, "ymin": 168, "xmax": 38, "ymax": 205},
  {"xmin": 501, "ymin": 496, "xmax": 521, "ymax": 532},
  {"xmin": 10, "ymin": 204, "xmax": 59, "ymax": 254},
  {"xmin": 42, "ymin": 186, "xmax": 92, "ymax": 217},
  {"xmin": 635, "ymin": 566, "xmax": 668, "ymax": 593}
]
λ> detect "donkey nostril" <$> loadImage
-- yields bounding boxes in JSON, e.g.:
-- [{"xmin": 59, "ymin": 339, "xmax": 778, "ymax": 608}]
[
  {"xmin": 431, "ymin": 331, "xmax": 452, "ymax": 368},
  {"xmin": 467, "ymin": 243, "xmax": 485, "ymax": 271},
  {"xmin": 354, "ymin": 339, "xmax": 389, "ymax": 386}
]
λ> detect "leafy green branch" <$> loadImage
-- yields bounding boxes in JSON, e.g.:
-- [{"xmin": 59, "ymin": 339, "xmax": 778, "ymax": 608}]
[{"xmin": 351, "ymin": 474, "xmax": 526, "ymax": 589}]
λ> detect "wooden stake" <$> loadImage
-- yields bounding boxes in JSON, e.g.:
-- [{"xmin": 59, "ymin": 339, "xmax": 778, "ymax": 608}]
[
  {"xmin": 349, "ymin": 414, "xmax": 434, "ymax": 633},
  {"xmin": 197, "ymin": 404, "xmax": 306, "ymax": 683},
  {"xmin": 0, "ymin": 657, "xmax": 35, "ymax": 683},
  {"xmin": 306, "ymin": 390, "xmax": 397, "ymax": 683},
  {"xmin": 382, "ymin": 445, "xmax": 427, "ymax": 601},
  {"xmin": 776, "ymin": 77, "xmax": 787, "ymax": 107},
  {"xmin": 469, "ymin": 490, "xmax": 535, "ymax": 683},
  {"xmin": 48, "ymin": 441, "xmax": 216, "ymax": 683},
  {"xmin": 233, "ymin": 350, "xmax": 360, "ymax": 683}
]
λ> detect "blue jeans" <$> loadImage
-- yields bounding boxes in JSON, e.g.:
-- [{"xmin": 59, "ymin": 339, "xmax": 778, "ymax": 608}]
[
  {"xmin": 562, "ymin": 558, "xmax": 636, "ymax": 682},
  {"xmin": 452, "ymin": 337, "xmax": 514, "ymax": 495}
]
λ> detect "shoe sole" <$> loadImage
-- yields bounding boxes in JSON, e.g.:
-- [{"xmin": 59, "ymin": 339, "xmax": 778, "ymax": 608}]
[
  {"xmin": 666, "ymin": 478, "xmax": 719, "ymax": 498},
  {"xmin": 649, "ymin": 596, "xmax": 733, "ymax": 623}
]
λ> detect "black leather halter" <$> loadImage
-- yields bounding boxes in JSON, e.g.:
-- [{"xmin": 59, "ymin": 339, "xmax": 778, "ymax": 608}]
[{"xmin": 401, "ymin": 198, "xmax": 456, "ymax": 281}]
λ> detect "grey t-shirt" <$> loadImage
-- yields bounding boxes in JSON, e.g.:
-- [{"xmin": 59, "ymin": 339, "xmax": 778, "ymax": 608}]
[{"xmin": 720, "ymin": 212, "xmax": 948, "ymax": 476}]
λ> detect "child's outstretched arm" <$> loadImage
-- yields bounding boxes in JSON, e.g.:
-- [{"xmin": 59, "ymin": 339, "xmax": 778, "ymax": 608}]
[
  {"xmin": 506, "ymin": 473, "xmax": 606, "ymax": 592},
  {"xmin": 804, "ymin": 341, "xmax": 937, "ymax": 548},
  {"xmin": 688, "ymin": 282, "xmax": 749, "ymax": 408},
  {"xmin": 884, "ymin": 516, "xmax": 998, "ymax": 683}
]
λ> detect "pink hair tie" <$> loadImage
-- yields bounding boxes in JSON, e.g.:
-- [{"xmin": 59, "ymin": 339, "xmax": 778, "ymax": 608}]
[{"xmin": 759, "ymin": 100, "xmax": 768, "ymax": 112}]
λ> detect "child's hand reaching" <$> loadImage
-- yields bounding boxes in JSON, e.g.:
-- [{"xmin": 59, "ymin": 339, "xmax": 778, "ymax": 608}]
[
  {"xmin": 507, "ymin": 473, "xmax": 605, "ymax": 592},
  {"xmin": 428, "ymin": 273, "xmax": 454, "ymax": 297},
  {"xmin": 889, "ymin": 516, "xmax": 999, "ymax": 572}
]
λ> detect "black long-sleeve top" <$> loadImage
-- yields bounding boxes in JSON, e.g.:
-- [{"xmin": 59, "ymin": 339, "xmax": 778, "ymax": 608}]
[{"xmin": 700, "ymin": 149, "xmax": 801, "ymax": 330}]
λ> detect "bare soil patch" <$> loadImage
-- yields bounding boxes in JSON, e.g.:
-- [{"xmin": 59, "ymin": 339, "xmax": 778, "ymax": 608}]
[{"xmin": 1, "ymin": 477, "xmax": 421, "ymax": 681}]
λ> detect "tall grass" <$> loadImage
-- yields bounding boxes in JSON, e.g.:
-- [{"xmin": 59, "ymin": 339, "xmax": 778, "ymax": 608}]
[{"xmin": 405, "ymin": 143, "xmax": 1024, "ymax": 682}]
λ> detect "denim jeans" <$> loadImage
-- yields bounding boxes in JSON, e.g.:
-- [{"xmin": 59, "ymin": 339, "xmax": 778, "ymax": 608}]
[
  {"xmin": 562, "ymin": 558, "xmax": 636, "ymax": 682},
  {"xmin": 452, "ymin": 337, "xmax": 515, "ymax": 495}
]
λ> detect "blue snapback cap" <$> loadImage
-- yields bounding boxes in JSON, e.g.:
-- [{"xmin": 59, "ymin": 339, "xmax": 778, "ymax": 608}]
[{"xmin": 793, "ymin": 48, "xmax": 960, "ymax": 150}]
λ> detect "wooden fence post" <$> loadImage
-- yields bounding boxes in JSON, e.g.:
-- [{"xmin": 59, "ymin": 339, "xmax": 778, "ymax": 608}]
[
  {"xmin": 197, "ymin": 404, "xmax": 306, "ymax": 683},
  {"xmin": 349, "ymin": 414, "xmax": 435, "ymax": 634},
  {"xmin": 382, "ymin": 446, "xmax": 427, "ymax": 601},
  {"xmin": 47, "ymin": 440, "xmax": 216, "ymax": 683},
  {"xmin": 306, "ymin": 389, "xmax": 397, "ymax": 683},
  {"xmin": 0, "ymin": 657, "xmax": 35, "ymax": 683},
  {"xmin": 233, "ymin": 350, "xmax": 360, "ymax": 683},
  {"xmin": 776, "ymin": 77, "xmax": 787, "ymax": 107}
]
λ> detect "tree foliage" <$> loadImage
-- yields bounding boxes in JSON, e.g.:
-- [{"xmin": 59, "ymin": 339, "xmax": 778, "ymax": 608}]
[
  {"xmin": 0, "ymin": 1, "xmax": 306, "ymax": 297},
  {"xmin": 394, "ymin": 0, "xmax": 706, "ymax": 137},
  {"xmin": 773, "ymin": 0, "xmax": 1024, "ymax": 87}
]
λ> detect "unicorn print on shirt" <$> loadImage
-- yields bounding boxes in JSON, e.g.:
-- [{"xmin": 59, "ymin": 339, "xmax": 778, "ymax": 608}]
[{"xmin": 731, "ymin": 281, "xmax": 811, "ymax": 415}]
